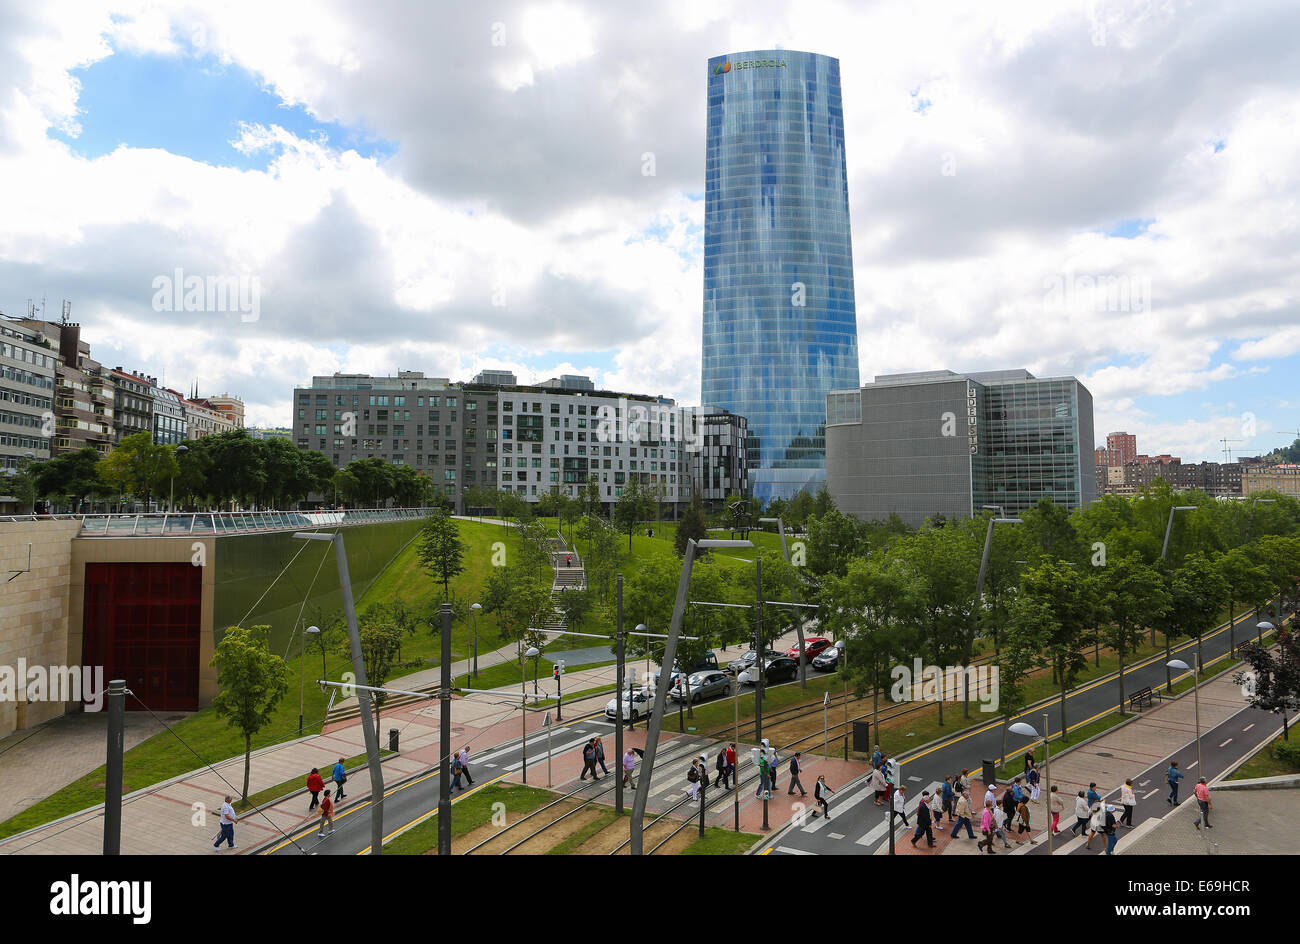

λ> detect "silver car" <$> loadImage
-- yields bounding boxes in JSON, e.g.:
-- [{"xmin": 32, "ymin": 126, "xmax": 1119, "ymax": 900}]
[{"xmin": 669, "ymin": 670, "xmax": 732, "ymax": 704}]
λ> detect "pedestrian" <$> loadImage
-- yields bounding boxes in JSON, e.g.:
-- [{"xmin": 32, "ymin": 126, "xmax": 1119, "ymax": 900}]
[
  {"xmin": 870, "ymin": 765, "xmax": 888, "ymax": 806},
  {"xmin": 984, "ymin": 781, "xmax": 997, "ymax": 810},
  {"xmin": 1001, "ymin": 784, "xmax": 1018, "ymax": 828},
  {"xmin": 595, "ymin": 737, "xmax": 609, "ymax": 775},
  {"xmin": 318, "ymin": 789, "xmax": 334, "ymax": 837},
  {"xmin": 991, "ymin": 800, "xmax": 1012, "ymax": 848},
  {"xmin": 813, "ymin": 775, "xmax": 833, "ymax": 819},
  {"xmin": 928, "ymin": 787, "xmax": 943, "ymax": 826},
  {"xmin": 1024, "ymin": 747, "xmax": 1035, "ymax": 777},
  {"xmin": 1086, "ymin": 781, "xmax": 1101, "ymax": 808},
  {"xmin": 1011, "ymin": 776, "xmax": 1025, "ymax": 805},
  {"xmin": 957, "ymin": 768, "xmax": 971, "ymax": 794},
  {"xmin": 1049, "ymin": 784, "xmax": 1064, "ymax": 834},
  {"xmin": 872, "ymin": 744, "xmax": 883, "ymax": 769},
  {"xmin": 911, "ymin": 790, "xmax": 936, "ymax": 847},
  {"xmin": 1015, "ymin": 796, "xmax": 1032, "ymax": 843},
  {"xmin": 1192, "ymin": 777, "xmax": 1213, "ymax": 830},
  {"xmin": 713, "ymin": 747, "xmax": 728, "ymax": 788},
  {"xmin": 566, "ymin": 554, "xmax": 572, "ymax": 566},
  {"xmin": 941, "ymin": 776, "xmax": 955, "ymax": 820},
  {"xmin": 1027, "ymin": 762, "xmax": 1041, "ymax": 802},
  {"xmin": 1084, "ymin": 802, "xmax": 1104, "ymax": 851},
  {"xmin": 580, "ymin": 739, "xmax": 600, "ymax": 780},
  {"xmin": 213, "ymin": 795, "xmax": 237, "ymax": 851},
  {"xmin": 451, "ymin": 752, "xmax": 464, "ymax": 792},
  {"xmin": 892, "ymin": 784, "xmax": 910, "ymax": 828},
  {"xmin": 333, "ymin": 757, "xmax": 347, "ymax": 800},
  {"xmin": 1103, "ymin": 804, "xmax": 1120, "ymax": 855},
  {"xmin": 977, "ymin": 800, "xmax": 997, "ymax": 854},
  {"xmin": 623, "ymin": 748, "xmax": 636, "ymax": 788},
  {"xmin": 688, "ymin": 759, "xmax": 702, "ymax": 801},
  {"xmin": 1167, "ymin": 761, "xmax": 1185, "ymax": 805},
  {"xmin": 767, "ymin": 747, "xmax": 779, "ymax": 793},
  {"xmin": 458, "ymin": 747, "xmax": 474, "ymax": 785},
  {"xmin": 787, "ymin": 752, "xmax": 807, "ymax": 797},
  {"xmin": 306, "ymin": 767, "xmax": 324, "ymax": 811},
  {"xmin": 1120, "ymin": 779, "xmax": 1136, "ymax": 827},
  {"xmin": 950, "ymin": 789, "xmax": 976, "ymax": 839},
  {"xmin": 1070, "ymin": 790, "xmax": 1091, "ymax": 836},
  {"xmin": 726, "ymin": 743, "xmax": 737, "ymax": 789},
  {"xmin": 756, "ymin": 750, "xmax": 770, "ymax": 799}
]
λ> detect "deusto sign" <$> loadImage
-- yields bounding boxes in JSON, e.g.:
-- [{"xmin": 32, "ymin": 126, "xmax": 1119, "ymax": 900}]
[{"xmin": 714, "ymin": 58, "xmax": 787, "ymax": 74}]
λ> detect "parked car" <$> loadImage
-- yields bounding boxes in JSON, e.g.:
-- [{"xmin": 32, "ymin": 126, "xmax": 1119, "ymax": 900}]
[
  {"xmin": 722, "ymin": 649, "xmax": 783, "ymax": 677},
  {"xmin": 604, "ymin": 687, "xmax": 653, "ymax": 723},
  {"xmin": 740, "ymin": 656, "xmax": 800, "ymax": 685},
  {"xmin": 669, "ymin": 670, "xmax": 732, "ymax": 704},
  {"xmin": 655, "ymin": 650, "xmax": 720, "ymax": 686},
  {"xmin": 811, "ymin": 645, "xmax": 841, "ymax": 672},
  {"xmin": 786, "ymin": 637, "xmax": 832, "ymax": 664}
]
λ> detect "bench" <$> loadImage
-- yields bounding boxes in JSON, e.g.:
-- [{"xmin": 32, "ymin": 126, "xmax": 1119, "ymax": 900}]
[{"xmin": 1129, "ymin": 687, "xmax": 1155, "ymax": 711}]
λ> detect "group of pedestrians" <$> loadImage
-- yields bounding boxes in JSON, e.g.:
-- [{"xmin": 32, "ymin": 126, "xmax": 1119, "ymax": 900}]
[
  {"xmin": 303, "ymin": 758, "xmax": 351, "ymax": 840},
  {"xmin": 579, "ymin": 737, "xmax": 610, "ymax": 780}
]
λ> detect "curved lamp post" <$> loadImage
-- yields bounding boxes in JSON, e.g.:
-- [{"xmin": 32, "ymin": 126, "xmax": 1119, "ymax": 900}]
[
  {"xmin": 1167, "ymin": 657, "xmax": 1201, "ymax": 775},
  {"xmin": 1009, "ymin": 716, "xmax": 1052, "ymax": 853}
]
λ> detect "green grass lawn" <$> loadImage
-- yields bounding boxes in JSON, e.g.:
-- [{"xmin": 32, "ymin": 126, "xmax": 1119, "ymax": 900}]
[
  {"xmin": 454, "ymin": 658, "xmax": 616, "ymax": 693},
  {"xmin": 682, "ymin": 827, "xmax": 762, "ymax": 855},
  {"xmin": 233, "ymin": 749, "xmax": 391, "ymax": 813},
  {"xmin": 384, "ymin": 782, "xmax": 553, "ymax": 854},
  {"xmin": 1228, "ymin": 733, "xmax": 1300, "ymax": 780}
]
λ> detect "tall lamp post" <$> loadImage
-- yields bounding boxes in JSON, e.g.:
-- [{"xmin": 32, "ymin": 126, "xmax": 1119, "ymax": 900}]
[
  {"xmin": 974, "ymin": 513, "xmax": 1021, "ymax": 670},
  {"xmin": 733, "ymin": 670, "xmax": 749, "ymax": 831},
  {"xmin": 469, "ymin": 602, "xmax": 481, "ymax": 679},
  {"xmin": 1009, "ymin": 716, "xmax": 1052, "ymax": 853},
  {"xmin": 836, "ymin": 639, "xmax": 849, "ymax": 758},
  {"xmin": 521, "ymin": 645, "xmax": 539, "ymax": 783},
  {"xmin": 1168, "ymin": 656, "xmax": 1202, "ymax": 775},
  {"xmin": 298, "ymin": 621, "xmax": 321, "ymax": 735},
  {"xmin": 1161, "ymin": 505, "xmax": 1196, "ymax": 560}
]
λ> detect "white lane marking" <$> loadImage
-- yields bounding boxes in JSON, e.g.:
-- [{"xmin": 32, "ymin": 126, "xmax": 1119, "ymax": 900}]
[
  {"xmin": 774, "ymin": 845, "xmax": 815, "ymax": 855},
  {"xmin": 801, "ymin": 783, "xmax": 872, "ymax": 833},
  {"xmin": 1243, "ymin": 723, "xmax": 1255, "ymax": 732},
  {"xmin": 502, "ymin": 733, "xmax": 595, "ymax": 771},
  {"xmin": 1218, "ymin": 739, "xmax": 1232, "ymax": 748},
  {"xmin": 1138, "ymin": 780, "xmax": 1149, "ymax": 787},
  {"xmin": 1142, "ymin": 789, "xmax": 1159, "ymax": 799}
]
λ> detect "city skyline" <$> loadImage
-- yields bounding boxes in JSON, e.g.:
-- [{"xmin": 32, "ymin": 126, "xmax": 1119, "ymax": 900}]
[{"xmin": 2, "ymin": 2, "xmax": 1299, "ymax": 462}]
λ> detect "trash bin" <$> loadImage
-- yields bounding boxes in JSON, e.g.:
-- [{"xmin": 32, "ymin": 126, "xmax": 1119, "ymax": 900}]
[
  {"xmin": 388, "ymin": 728, "xmax": 400, "ymax": 753},
  {"xmin": 982, "ymin": 759, "xmax": 996, "ymax": 786},
  {"xmin": 852, "ymin": 721, "xmax": 871, "ymax": 754}
]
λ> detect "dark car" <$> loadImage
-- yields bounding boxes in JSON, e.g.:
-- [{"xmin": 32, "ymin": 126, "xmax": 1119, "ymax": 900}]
[
  {"xmin": 786, "ymin": 637, "xmax": 832, "ymax": 664},
  {"xmin": 741, "ymin": 657, "xmax": 799, "ymax": 685},
  {"xmin": 811, "ymin": 645, "xmax": 841, "ymax": 672},
  {"xmin": 722, "ymin": 649, "xmax": 783, "ymax": 677}
]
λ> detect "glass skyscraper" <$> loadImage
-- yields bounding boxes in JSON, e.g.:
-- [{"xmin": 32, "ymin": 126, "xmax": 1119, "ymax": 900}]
[{"xmin": 701, "ymin": 50, "xmax": 860, "ymax": 507}]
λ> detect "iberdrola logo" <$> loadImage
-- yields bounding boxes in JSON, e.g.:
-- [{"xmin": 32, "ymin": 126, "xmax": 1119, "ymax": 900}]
[{"xmin": 713, "ymin": 61, "xmax": 731, "ymax": 74}]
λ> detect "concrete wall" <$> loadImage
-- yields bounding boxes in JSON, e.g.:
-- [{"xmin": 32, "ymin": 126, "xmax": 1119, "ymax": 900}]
[{"xmin": 0, "ymin": 520, "xmax": 82, "ymax": 736}]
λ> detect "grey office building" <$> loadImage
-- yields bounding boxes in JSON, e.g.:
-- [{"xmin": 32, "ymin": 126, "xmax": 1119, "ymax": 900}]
[{"xmin": 826, "ymin": 369, "xmax": 1095, "ymax": 526}]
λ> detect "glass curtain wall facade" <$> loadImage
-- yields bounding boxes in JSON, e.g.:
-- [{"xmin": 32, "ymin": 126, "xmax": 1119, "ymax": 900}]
[{"xmin": 701, "ymin": 50, "xmax": 860, "ymax": 506}]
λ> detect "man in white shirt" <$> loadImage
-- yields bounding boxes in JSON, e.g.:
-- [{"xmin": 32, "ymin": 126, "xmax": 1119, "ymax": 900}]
[
  {"xmin": 458, "ymin": 747, "xmax": 474, "ymax": 786},
  {"xmin": 213, "ymin": 795, "xmax": 237, "ymax": 850}
]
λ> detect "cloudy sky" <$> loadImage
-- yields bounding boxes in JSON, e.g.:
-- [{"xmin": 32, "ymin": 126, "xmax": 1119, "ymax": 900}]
[{"xmin": 1, "ymin": 0, "xmax": 1297, "ymax": 460}]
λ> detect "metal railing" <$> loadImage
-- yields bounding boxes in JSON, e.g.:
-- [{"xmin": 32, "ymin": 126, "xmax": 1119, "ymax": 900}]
[{"xmin": 0, "ymin": 507, "xmax": 434, "ymax": 536}]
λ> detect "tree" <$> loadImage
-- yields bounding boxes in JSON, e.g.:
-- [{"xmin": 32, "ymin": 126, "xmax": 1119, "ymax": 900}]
[
  {"xmin": 559, "ymin": 495, "xmax": 582, "ymax": 547},
  {"xmin": 4, "ymin": 463, "xmax": 39, "ymax": 513},
  {"xmin": 1215, "ymin": 547, "xmax": 1271, "ymax": 655},
  {"xmin": 1020, "ymin": 497, "xmax": 1083, "ymax": 564},
  {"xmin": 675, "ymin": 501, "xmax": 709, "ymax": 556},
  {"xmin": 416, "ymin": 509, "xmax": 467, "ymax": 599},
  {"xmin": 98, "ymin": 431, "xmax": 178, "ymax": 509},
  {"xmin": 339, "ymin": 616, "xmax": 404, "ymax": 740},
  {"xmin": 1153, "ymin": 552, "xmax": 1227, "ymax": 675},
  {"xmin": 345, "ymin": 457, "xmax": 394, "ymax": 508},
  {"xmin": 555, "ymin": 586, "xmax": 593, "ymax": 633},
  {"xmin": 614, "ymin": 478, "xmax": 648, "ymax": 551},
  {"xmin": 806, "ymin": 509, "xmax": 866, "ymax": 579},
  {"xmin": 1234, "ymin": 629, "xmax": 1300, "ymax": 740},
  {"xmin": 1020, "ymin": 560, "xmax": 1095, "ymax": 740},
  {"xmin": 202, "ymin": 429, "xmax": 267, "ymax": 509},
  {"xmin": 1097, "ymin": 554, "xmax": 1170, "ymax": 711},
  {"xmin": 1000, "ymin": 595, "xmax": 1051, "ymax": 764},
  {"xmin": 210, "ymin": 625, "xmax": 289, "ymax": 802},
  {"xmin": 34, "ymin": 447, "xmax": 102, "ymax": 511}
]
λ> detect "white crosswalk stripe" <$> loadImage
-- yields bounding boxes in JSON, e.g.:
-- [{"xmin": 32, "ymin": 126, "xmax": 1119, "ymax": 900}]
[{"xmin": 801, "ymin": 782, "xmax": 873, "ymax": 834}]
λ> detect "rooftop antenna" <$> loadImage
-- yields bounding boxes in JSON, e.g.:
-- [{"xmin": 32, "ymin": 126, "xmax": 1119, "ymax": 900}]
[{"xmin": 1219, "ymin": 437, "xmax": 1241, "ymax": 463}]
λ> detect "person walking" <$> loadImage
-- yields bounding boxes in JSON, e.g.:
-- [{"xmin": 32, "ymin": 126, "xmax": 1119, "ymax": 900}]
[
  {"xmin": 623, "ymin": 748, "xmax": 636, "ymax": 788},
  {"xmin": 1070, "ymin": 790, "xmax": 1091, "ymax": 836},
  {"xmin": 458, "ymin": 747, "xmax": 474, "ymax": 786},
  {"xmin": 318, "ymin": 789, "xmax": 334, "ymax": 837},
  {"xmin": 595, "ymin": 737, "xmax": 610, "ymax": 776},
  {"xmin": 957, "ymin": 768, "xmax": 971, "ymax": 794},
  {"xmin": 450, "ymin": 752, "xmax": 464, "ymax": 793},
  {"xmin": 1103, "ymin": 804, "xmax": 1120, "ymax": 855},
  {"xmin": 928, "ymin": 786, "xmax": 943, "ymax": 827},
  {"xmin": 1027, "ymin": 762, "xmax": 1041, "ymax": 803},
  {"xmin": 1084, "ymin": 801, "xmax": 1105, "ymax": 851},
  {"xmin": 1049, "ymin": 785, "xmax": 1064, "ymax": 834},
  {"xmin": 1024, "ymin": 747, "xmax": 1035, "ymax": 777},
  {"xmin": 332, "ymin": 758, "xmax": 347, "ymax": 801},
  {"xmin": 891, "ymin": 784, "xmax": 910, "ymax": 828},
  {"xmin": 984, "ymin": 782, "xmax": 997, "ymax": 810},
  {"xmin": 580, "ymin": 739, "xmax": 600, "ymax": 780},
  {"xmin": 1120, "ymin": 779, "xmax": 1136, "ymax": 827},
  {"xmin": 687, "ymin": 759, "xmax": 702, "ymax": 801},
  {"xmin": 977, "ymin": 800, "xmax": 997, "ymax": 854},
  {"xmin": 872, "ymin": 744, "xmax": 883, "ymax": 769},
  {"xmin": 1015, "ymin": 795, "xmax": 1032, "ymax": 844},
  {"xmin": 306, "ymin": 768, "xmax": 324, "ymax": 812},
  {"xmin": 911, "ymin": 790, "xmax": 936, "ymax": 847},
  {"xmin": 755, "ymin": 750, "xmax": 770, "ymax": 799},
  {"xmin": 787, "ymin": 752, "xmax": 807, "ymax": 797},
  {"xmin": 991, "ymin": 800, "xmax": 1012, "ymax": 849},
  {"xmin": 951, "ymin": 790, "xmax": 976, "ymax": 839},
  {"xmin": 1001, "ymin": 784, "xmax": 1018, "ymax": 830},
  {"xmin": 1167, "ymin": 761, "xmax": 1185, "ymax": 805},
  {"xmin": 1086, "ymin": 782, "xmax": 1101, "ymax": 808},
  {"xmin": 713, "ymin": 747, "xmax": 728, "ymax": 788},
  {"xmin": 213, "ymin": 796, "xmax": 237, "ymax": 851},
  {"xmin": 813, "ymin": 775, "xmax": 833, "ymax": 819},
  {"xmin": 767, "ymin": 747, "xmax": 779, "ymax": 793},
  {"xmin": 870, "ymin": 765, "xmax": 888, "ymax": 806},
  {"xmin": 1192, "ymin": 778, "xmax": 1213, "ymax": 830},
  {"xmin": 725, "ymin": 743, "xmax": 737, "ymax": 789},
  {"xmin": 941, "ymin": 776, "xmax": 955, "ymax": 821}
]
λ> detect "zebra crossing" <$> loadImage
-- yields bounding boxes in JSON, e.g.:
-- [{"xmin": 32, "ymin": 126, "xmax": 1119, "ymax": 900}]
[{"xmin": 767, "ymin": 778, "xmax": 943, "ymax": 853}]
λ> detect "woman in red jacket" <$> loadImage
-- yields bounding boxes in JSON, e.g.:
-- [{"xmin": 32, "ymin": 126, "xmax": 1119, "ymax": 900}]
[{"xmin": 307, "ymin": 768, "xmax": 325, "ymax": 811}]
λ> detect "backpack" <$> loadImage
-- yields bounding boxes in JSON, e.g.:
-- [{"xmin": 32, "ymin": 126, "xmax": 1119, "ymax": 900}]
[{"xmin": 688, "ymin": 767, "xmax": 700, "ymax": 783}]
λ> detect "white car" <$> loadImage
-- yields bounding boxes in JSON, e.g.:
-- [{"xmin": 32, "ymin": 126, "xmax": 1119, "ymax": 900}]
[{"xmin": 604, "ymin": 687, "xmax": 654, "ymax": 723}]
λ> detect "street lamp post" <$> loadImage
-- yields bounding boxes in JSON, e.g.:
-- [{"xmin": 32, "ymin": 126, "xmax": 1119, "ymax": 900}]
[
  {"xmin": 298, "ymin": 621, "xmax": 320, "ymax": 735},
  {"xmin": 522, "ymin": 645, "xmax": 540, "ymax": 783},
  {"xmin": 469, "ymin": 603, "xmax": 481, "ymax": 679},
  {"xmin": 836, "ymin": 639, "xmax": 848, "ymax": 758},
  {"xmin": 974, "ymin": 514, "xmax": 1021, "ymax": 683},
  {"xmin": 1257, "ymin": 620, "xmax": 1274, "ymax": 648},
  {"xmin": 733, "ymin": 670, "xmax": 749, "ymax": 831},
  {"xmin": 1168, "ymin": 655, "xmax": 1202, "ymax": 775},
  {"xmin": 170, "ymin": 444, "xmax": 188, "ymax": 511},
  {"xmin": 1009, "ymin": 716, "xmax": 1052, "ymax": 853},
  {"xmin": 1161, "ymin": 505, "xmax": 1196, "ymax": 560}
]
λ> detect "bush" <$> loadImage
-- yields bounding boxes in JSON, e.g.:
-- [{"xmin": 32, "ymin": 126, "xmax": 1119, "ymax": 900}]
[{"xmin": 1273, "ymin": 740, "xmax": 1300, "ymax": 767}]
